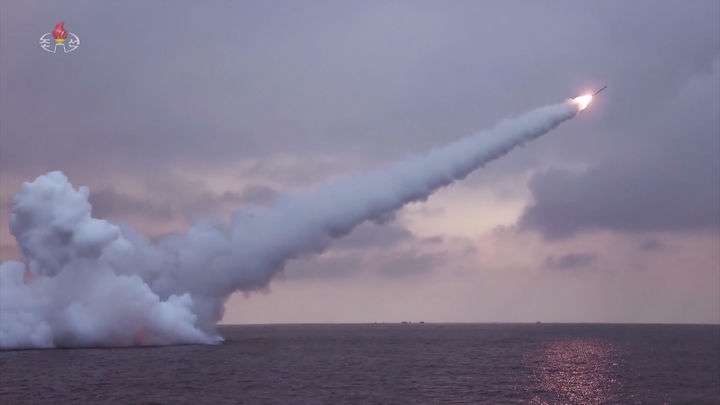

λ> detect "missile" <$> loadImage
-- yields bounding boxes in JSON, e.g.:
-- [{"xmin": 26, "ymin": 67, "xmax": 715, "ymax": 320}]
[{"xmin": 572, "ymin": 85, "xmax": 607, "ymax": 100}]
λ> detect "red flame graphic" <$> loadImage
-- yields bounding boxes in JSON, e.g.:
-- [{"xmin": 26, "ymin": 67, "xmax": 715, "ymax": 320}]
[{"xmin": 52, "ymin": 22, "xmax": 67, "ymax": 40}]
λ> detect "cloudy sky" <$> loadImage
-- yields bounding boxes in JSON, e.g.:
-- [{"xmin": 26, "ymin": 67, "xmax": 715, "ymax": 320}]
[{"xmin": 1, "ymin": 1, "xmax": 718, "ymax": 323}]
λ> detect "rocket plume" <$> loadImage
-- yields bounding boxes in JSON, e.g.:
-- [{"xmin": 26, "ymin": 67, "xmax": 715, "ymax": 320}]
[{"xmin": 0, "ymin": 98, "xmax": 586, "ymax": 349}]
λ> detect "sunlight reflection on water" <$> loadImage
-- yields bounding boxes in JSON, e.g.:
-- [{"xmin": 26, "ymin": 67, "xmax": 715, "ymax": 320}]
[{"xmin": 530, "ymin": 339, "xmax": 624, "ymax": 405}]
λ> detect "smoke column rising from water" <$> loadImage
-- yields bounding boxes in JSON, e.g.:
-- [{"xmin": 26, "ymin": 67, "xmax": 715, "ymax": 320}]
[{"xmin": 0, "ymin": 99, "xmax": 584, "ymax": 349}]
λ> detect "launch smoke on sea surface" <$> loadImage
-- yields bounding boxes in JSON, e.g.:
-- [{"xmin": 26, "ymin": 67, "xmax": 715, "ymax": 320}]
[{"xmin": 0, "ymin": 98, "xmax": 586, "ymax": 349}]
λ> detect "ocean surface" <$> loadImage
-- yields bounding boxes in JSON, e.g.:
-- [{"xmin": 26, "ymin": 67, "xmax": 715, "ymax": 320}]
[{"xmin": 1, "ymin": 323, "xmax": 718, "ymax": 404}]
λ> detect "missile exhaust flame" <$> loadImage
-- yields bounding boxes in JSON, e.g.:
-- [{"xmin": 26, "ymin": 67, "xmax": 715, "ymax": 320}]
[{"xmin": 573, "ymin": 94, "xmax": 593, "ymax": 111}]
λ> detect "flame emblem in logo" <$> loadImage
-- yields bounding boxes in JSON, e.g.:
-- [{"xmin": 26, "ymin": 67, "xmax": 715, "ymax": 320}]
[{"xmin": 40, "ymin": 22, "xmax": 79, "ymax": 54}]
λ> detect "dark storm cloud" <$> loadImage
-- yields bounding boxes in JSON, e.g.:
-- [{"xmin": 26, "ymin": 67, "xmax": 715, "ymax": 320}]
[
  {"xmin": 1, "ymin": 1, "xmax": 719, "ymax": 247},
  {"xmin": 545, "ymin": 252, "xmax": 597, "ymax": 270},
  {"xmin": 3, "ymin": 1, "xmax": 718, "ymax": 176},
  {"xmin": 520, "ymin": 60, "xmax": 720, "ymax": 238}
]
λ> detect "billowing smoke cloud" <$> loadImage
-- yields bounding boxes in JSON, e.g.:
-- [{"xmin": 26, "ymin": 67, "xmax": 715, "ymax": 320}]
[{"xmin": 0, "ymin": 99, "xmax": 583, "ymax": 349}]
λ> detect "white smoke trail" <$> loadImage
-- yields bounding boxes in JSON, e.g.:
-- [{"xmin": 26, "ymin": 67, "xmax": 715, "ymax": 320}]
[{"xmin": 0, "ymin": 99, "xmax": 583, "ymax": 349}]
